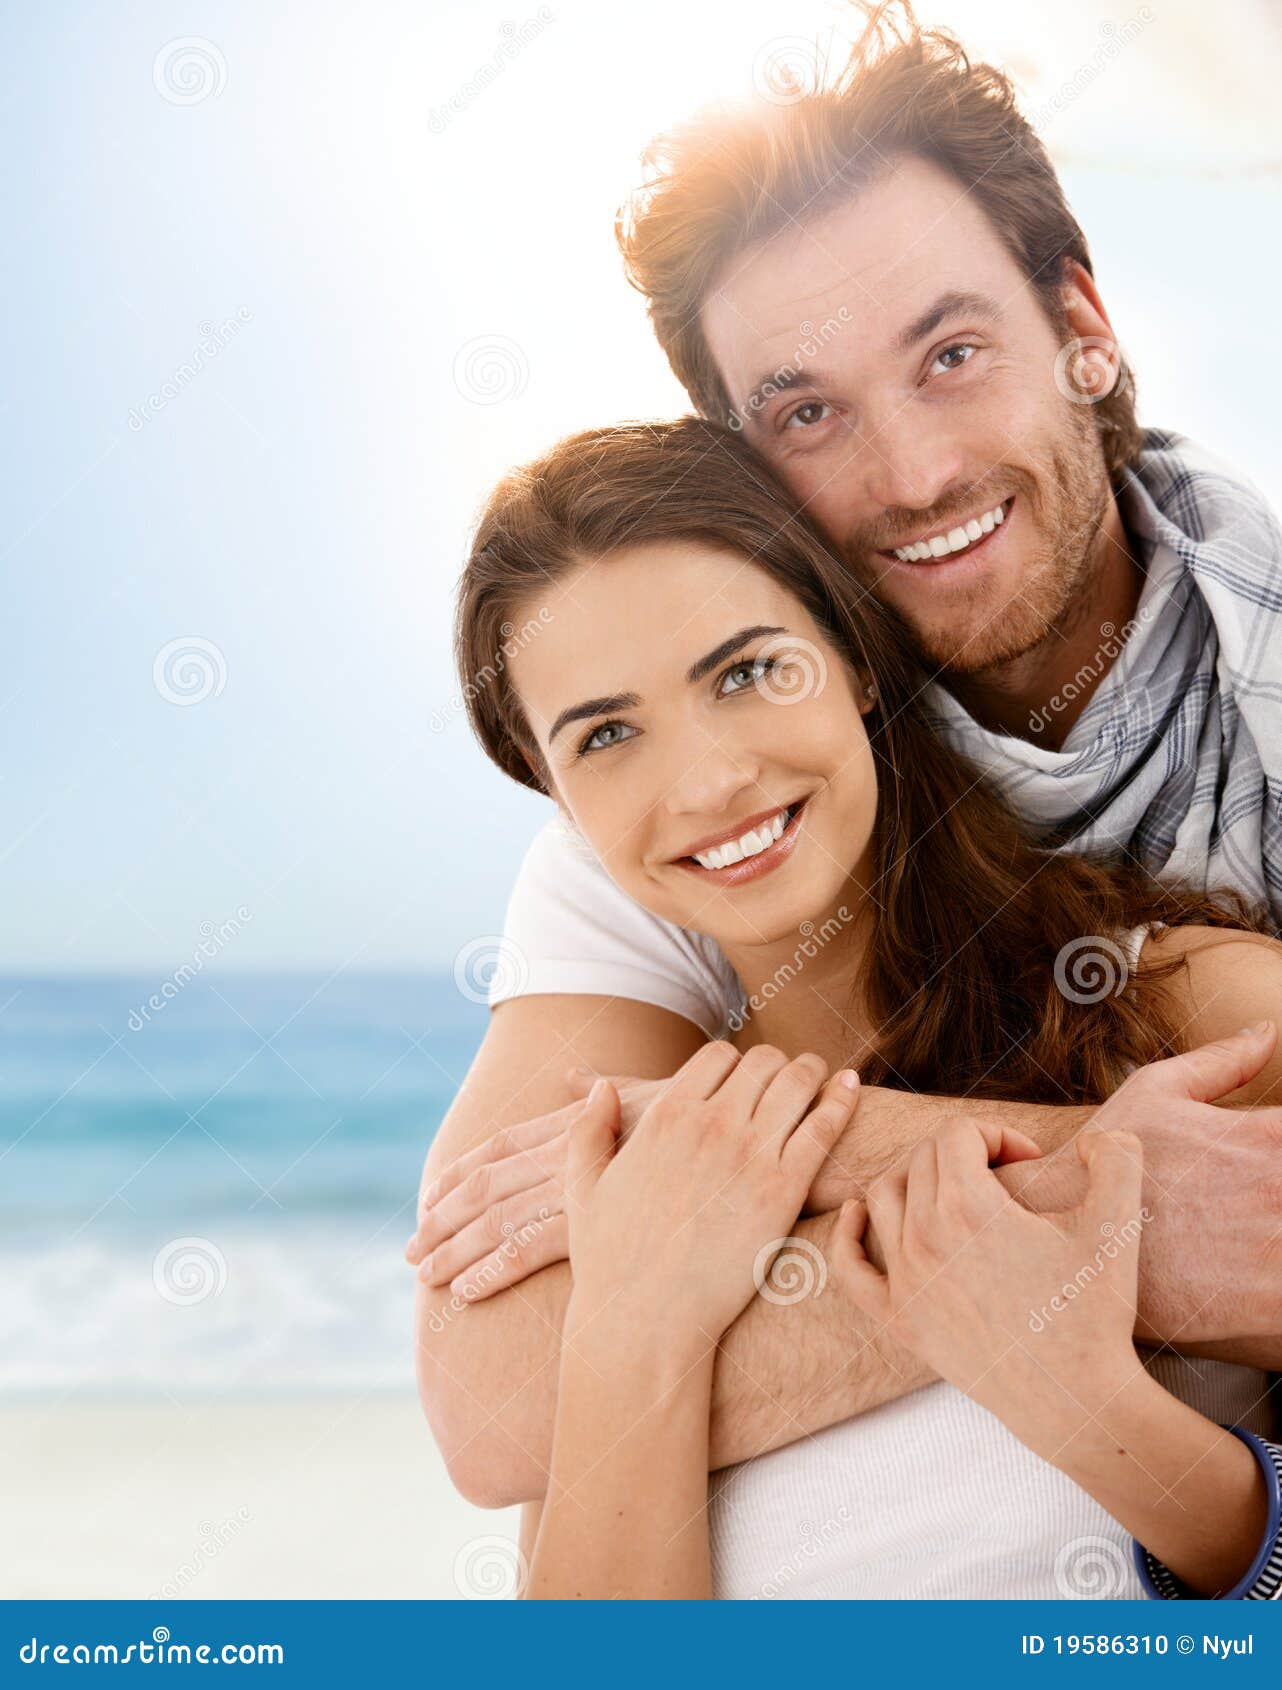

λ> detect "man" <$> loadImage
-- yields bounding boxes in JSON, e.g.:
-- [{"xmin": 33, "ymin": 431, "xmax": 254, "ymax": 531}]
[{"xmin": 411, "ymin": 6, "xmax": 1282, "ymax": 1514}]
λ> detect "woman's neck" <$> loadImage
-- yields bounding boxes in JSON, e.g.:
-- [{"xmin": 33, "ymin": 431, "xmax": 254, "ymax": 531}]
[{"xmin": 719, "ymin": 887, "xmax": 878, "ymax": 1069}]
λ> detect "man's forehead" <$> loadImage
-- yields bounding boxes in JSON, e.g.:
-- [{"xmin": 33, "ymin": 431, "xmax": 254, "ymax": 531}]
[{"xmin": 702, "ymin": 158, "xmax": 1018, "ymax": 388}]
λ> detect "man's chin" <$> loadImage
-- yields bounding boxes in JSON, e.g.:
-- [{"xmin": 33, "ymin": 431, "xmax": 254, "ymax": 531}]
[{"xmin": 899, "ymin": 595, "xmax": 1055, "ymax": 677}]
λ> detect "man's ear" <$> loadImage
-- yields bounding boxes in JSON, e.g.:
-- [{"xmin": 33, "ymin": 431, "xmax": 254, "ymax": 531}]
[{"xmin": 1059, "ymin": 259, "xmax": 1116, "ymax": 344}]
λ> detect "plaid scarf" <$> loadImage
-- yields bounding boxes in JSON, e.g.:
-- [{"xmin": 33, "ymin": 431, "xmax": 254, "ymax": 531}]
[{"xmin": 925, "ymin": 429, "xmax": 1282, "ymax": 926}]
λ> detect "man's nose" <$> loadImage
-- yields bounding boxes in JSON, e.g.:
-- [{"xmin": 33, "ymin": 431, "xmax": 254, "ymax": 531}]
[{"xmin": 859, "ymin": 407, "xmax": 967, "ymax": 516}]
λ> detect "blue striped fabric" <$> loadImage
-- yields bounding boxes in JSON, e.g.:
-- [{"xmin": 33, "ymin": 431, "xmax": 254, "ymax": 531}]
[
  {"xmin": 1133, "ymin": 1429, "xmax": 1282, "ymax": 1600},
  {"xmin": 925, "ymin": 430, "xmax": 1282, "ymax": 926}
]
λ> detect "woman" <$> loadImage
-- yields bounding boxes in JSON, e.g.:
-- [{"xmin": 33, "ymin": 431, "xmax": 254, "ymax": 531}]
[{"xmin": 436, "ymin": 417, "xmax": 1282, "ymax": 1599}]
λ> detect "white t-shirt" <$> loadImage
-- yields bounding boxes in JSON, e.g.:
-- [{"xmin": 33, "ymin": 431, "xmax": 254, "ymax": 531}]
[{"xmin": 492, "ymin": 811, "xmax": 744, "ymax": 1037}]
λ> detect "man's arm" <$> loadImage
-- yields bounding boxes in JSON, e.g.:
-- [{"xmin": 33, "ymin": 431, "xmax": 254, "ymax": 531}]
[{"xmin": 414, "ymin": 996, "xmax": 1094, "ymax": 1508}]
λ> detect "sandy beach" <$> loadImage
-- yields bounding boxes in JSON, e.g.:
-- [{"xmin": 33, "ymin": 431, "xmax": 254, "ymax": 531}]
[{"xmin": 2, "ymin": 1394, "xmax": 522, "ymax": 1600}]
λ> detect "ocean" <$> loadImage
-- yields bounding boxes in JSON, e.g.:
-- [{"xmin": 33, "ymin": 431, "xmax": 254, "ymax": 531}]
[{"xmin": 0, "ymin": 973, "xmax": 488, "ymax": 1398}]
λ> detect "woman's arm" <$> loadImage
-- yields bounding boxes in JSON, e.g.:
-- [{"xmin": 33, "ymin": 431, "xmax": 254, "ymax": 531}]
[
  {"xmin": 528, "ymin": 1326, "xmax": 715, "ymax": 1600},
  {"xmin": 831, "ymin": 1119, "xmax": 1278, "ymax": 1598},
  {"xmin": 1041, "ymin": 1366, "xmax": 1274, "ymax": 1597},
  {"xmin": 525, "ymin": 1047, "xmax": 861, "ymax": 1599}
]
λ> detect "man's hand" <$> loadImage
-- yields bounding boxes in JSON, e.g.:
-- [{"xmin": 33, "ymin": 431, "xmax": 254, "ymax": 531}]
[
  {"xmin": 409, "ymin": 1023, "xmax": 1282, "ymax": 1345},
  {"xmin": 1008, "ymin": 1022, "xmax": 1282, "ymax": 1345},
  {"xmin": 405, "ymin": 1067, "xmax": 665, "ymax": 1298}
]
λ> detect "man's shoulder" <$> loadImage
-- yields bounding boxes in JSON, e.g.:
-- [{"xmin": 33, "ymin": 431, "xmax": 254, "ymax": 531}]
[{"xmin": 1133, "ymin": 428, "xmax": 1282, "ymax": 551}]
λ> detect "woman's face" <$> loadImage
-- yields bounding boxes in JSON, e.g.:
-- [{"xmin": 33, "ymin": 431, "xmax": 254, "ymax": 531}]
[{"xmin": 508, "ymin": 539, "xmax": 879, "ymax": 953}]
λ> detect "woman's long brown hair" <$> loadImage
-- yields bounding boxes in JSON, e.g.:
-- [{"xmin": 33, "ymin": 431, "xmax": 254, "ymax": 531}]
[{"xmin": 457, "ymin": 418, "xmax": 1265, "ymax": 1104}]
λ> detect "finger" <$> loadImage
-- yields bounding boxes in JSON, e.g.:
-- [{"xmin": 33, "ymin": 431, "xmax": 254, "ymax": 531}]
[
  {"xmin": 565, "ymin": 1079, "xmax": 621, "ymax": 1203},
  {"xmin": 564, "ymin": 1065, "xmax": 646, "ymax": 1101},
  {"xmin": 413, "ymin": 1106, "xmax": 567, "ymax": 1227},
  {"xmin": 411, "ymin": 1141, "xmax": 566, "ymax": 1261},
  {"xmin": 1077, "ymin": 1128, "xmax": 1144, "ymax": 1233},
  {"xmin": 829, "ymin": 1198, "xmax": 890, "ymax": 1320},
  {"xmin": 865, "ymin": 1165, "xmax": 907, "ymax": 1259},
  {"xmin": 656, "ymin": 1040, "xmax": 742, "ymax": 1102},
  {"xmin": 751, "ymin": 1052, "xmax": 830, "ymax": 1141},
  {"xmin": 933, "ymin": 1114, "xmax": 1044, "ymax": 1188},
  {"xmin": 779, "ymin": 1070, "xmax": 861, "ymax": 1185},
  {"xmin": 1149, "ymin": 1022, "xmax": 1277, "ymax": 1103},
  {"xmin": 419, "ymin": 1178, "xmax": 562, "ymax": 1286},
  {"xmin": 903, "ymin": 1134, "xmax": 940, "ymax": 1237},
  {"xmin": 446, "ymin": 1214, "xmax": 571, "ymax": 1304},
  {"xmin": 715, "ymin": 1044, "xmax": 792, "ymax": 1114}
]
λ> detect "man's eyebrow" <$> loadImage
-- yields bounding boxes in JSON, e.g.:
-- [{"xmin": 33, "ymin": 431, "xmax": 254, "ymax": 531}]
[
  {"xmin": 547, "ymin": 692, "xmax": 640, "ymax": 745},
  {"xmin": 740, "ymin": 365, "xmax": 829, "ymax": 424},
  {"xmin": 895, "ymin": 289, "xmax": 1001, "ymax": 355},
  {"xmin": 687, "ymin": 625, "xmax": 786, "ymax": 684}
]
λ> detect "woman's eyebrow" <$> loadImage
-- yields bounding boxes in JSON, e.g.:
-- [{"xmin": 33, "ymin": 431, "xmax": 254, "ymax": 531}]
[
  {"xmin": 547, "ymin": 692, "xmax": 640, "ymax": 744},
  {"xmin": 687, "ymin": 625, "xmax": 786, "ymax": 683}
]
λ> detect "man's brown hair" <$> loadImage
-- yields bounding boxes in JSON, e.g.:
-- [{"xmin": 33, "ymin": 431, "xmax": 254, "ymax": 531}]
[{"xmin": 616, "ymin": 0, "xmax": 1142, "ymax": 474}]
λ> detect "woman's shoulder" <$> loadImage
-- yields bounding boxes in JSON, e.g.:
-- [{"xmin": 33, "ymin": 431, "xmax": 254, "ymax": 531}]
[{"xmin": 1139, "ymin": 921, "xmax": 1282, "ymax": 1102}]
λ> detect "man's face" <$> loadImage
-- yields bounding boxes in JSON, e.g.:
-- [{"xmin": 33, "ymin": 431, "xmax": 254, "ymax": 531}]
[{"xmin": 700, "ymin": 154, "xmax": 1115, "ymax": 675}]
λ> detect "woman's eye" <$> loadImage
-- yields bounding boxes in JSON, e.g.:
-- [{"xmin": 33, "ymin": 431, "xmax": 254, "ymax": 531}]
[
  {"xmin": 929, "ymin": 342, "xmax": 976, "ymax": 377},
  {"xmin": 783, "ymin": 399, "xmax": 834, "ymax": 431},
  {"xmin": 579, "ymin": 720, "xmax": 636, "ymax": 755},
  {"xmin": 718, "ymin": 657, "xmax": 776, "ymax": 696}
]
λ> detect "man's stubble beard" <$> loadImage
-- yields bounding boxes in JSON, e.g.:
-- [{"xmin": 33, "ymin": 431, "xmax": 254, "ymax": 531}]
[{"xmin": 854, "ymin": 405, "xmax": 1114, "ymax": 680}]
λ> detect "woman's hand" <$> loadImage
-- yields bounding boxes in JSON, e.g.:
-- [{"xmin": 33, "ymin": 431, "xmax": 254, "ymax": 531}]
[
  {"xmin": 563, "ymin": 1041, "xmax": 860, "ymax": 1355},
  {"xmin": 831, "ymin": 1117, "xmax": 1148, "ymax": 1458}
]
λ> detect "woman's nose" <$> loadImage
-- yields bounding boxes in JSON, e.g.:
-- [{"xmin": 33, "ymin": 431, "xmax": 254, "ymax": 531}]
[{"xmin": 661, "ymin": 740, "xmax": 762, "ymax": 818}]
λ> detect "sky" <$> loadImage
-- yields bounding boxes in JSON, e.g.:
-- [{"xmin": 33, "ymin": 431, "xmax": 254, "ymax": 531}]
[{"xmin": 3, "ymin": 0, "xmax": 1281, "ymax": 974}]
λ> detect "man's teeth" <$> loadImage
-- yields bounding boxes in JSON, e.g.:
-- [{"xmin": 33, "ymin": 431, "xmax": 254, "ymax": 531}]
[
  {"xmin": 693, "ymin": 808, "xmax": 788, "ymax": 871},
  {"xmin": 892, "ymin": 500, "xmax": 1006, "ymax": 562}
]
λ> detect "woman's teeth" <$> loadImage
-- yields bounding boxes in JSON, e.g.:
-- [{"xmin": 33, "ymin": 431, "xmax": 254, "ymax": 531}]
[
  {"xmin": 693, "ymin": 808, "xmax": 788, "ymax": 871},
  {"xmin": 892, "ymin": 499, "xmax": 1007, "ymax": 562}
]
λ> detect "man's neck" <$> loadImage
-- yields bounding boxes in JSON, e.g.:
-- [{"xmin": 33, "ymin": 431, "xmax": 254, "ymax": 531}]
[{"xmin": 945, "ymin": 489, "xmax": 1142, "ymax": 750}]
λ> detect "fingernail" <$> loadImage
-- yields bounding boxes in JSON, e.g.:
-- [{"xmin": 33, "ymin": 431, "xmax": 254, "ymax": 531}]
[
  {"xmin": 1239, "ymin": 1020, "xmax": 1272, "ymax": 1036},
  {"xmin": 570, "ymin": 1064, "xmax": 593, "ymax": 1077},
  {"xmin": 588, "ymin": 1077, "xmax": 607, "ymax": 1102},
  {"xmin": 838, "ymin": 1069, "xmax": 860, "ymax": 1091},
  {"xmin": 417, "ymin": 1256, "xmax": 435, "ymax": 1282}
]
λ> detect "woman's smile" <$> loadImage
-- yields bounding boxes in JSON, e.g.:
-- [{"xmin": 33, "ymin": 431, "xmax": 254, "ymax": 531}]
[{"xmin": 668, "ymin": 798, "xmax": 809, "ymax": 887}]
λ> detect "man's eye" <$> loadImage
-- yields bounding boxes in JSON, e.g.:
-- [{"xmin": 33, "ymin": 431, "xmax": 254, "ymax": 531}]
[
  {"xmin": 929, "ymin": 342, "xmax": 976, "ymax": 376},
  {"xmin": 579, "ymin": 720, "xmax": 636, "ymax": 755},
  {"xmin": 783, "ymin": 400, "xmax": 834, "ymax": 430},
  {"xmin": 718, "ymin": 656, "xmax": 777, "ymax": 696}
]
